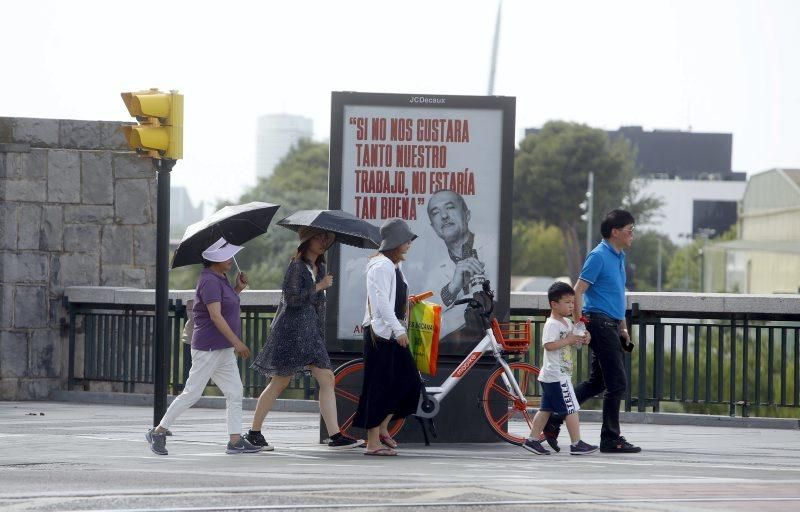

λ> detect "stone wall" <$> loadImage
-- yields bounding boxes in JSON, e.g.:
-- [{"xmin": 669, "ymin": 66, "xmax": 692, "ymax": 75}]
[{"xmin": 0, "ymin": 117, "xmax": 157, "ymax": 399}]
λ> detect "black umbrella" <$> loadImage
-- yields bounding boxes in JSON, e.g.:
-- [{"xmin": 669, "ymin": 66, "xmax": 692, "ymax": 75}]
[
  {"xmin": 277, "ymin": 209, "xmax": 380, "ymax": 249},
  {"xmin": 171, "ymin": 202, "xmax": 280, "ymax": 269}
]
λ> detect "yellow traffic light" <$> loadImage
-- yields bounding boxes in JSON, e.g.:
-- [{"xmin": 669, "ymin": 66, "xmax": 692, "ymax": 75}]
[{"xmin": 121, "ymin": 88, "xmax": 183, "ymax": 160}]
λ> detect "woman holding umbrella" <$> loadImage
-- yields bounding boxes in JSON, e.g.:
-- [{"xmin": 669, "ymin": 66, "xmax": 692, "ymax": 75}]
[
  {"xmin": 146, "ymin": 237, "xmax": 262, "ymax": 456},
  {"xmin": 247, "ymin": 226, "xmax": 362, "ymax": 450}
]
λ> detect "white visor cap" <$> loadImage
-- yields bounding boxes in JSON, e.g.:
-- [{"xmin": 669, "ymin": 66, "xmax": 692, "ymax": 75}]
[{"xmin": 201, "ymin": 237, "xmax": 243, "ymax": 262}]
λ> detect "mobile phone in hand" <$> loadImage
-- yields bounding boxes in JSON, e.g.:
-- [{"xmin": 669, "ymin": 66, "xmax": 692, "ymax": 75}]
[{"xmin": 620, "ymin": 334, "xmax": 634, "ymax": 352}]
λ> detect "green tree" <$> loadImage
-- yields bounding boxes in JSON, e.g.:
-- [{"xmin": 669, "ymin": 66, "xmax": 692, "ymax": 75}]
[
  {"xmin": 716, "ymin": 226, "xmax": 738, "ymax": 242},
  {"xmin": 661, "ymin": 228, "xmax": 736, "ymax": 294},
  {"xmin": 514, "ymin": 121, "xmax": 661, "ymax": 282},
  {"xmin": 665, "ymin": 239, "xmax": 703, "ymax": 291},
  {"xmin": 626, "ymin": 230, "xmax": 676, "ymax": 291},
  {"xmin": 510, "ymin": 220, "xmax": 568, "ymax": 277},
  {"xmin": 169, "ymin": 264, "xmax": 201, "ymax": 291},
  {"xmin": 234, "ymin": 138, "xmax": 329, "ymax": 289},
  {"xmin": 169, "ymin": 139, "xmax": 329, "ymax": 290}
]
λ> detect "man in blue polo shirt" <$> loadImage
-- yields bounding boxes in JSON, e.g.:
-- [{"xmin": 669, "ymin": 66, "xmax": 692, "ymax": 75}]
[{"xmin": 543, "ymin": 209, "xmax": 641, "ymax": 453}]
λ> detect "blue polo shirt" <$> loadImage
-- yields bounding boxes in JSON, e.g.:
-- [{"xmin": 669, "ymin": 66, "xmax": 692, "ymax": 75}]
[{"xmin": 579, "ymin": 239, "xmax": 626, "ymax": 320}]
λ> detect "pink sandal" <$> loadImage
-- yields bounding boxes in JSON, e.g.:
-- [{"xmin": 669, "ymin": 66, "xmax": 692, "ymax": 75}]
[
  {"xmin": 364, "ymin": 447, "xmax": 397, "ymax": 456},
  {"xmin": 379, "ymin": 434, "xmax": 398, "ymax": 449}
]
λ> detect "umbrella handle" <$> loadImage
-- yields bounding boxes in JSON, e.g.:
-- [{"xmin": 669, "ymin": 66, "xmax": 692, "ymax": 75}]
[{"xmin": 233, "ymin": 255, "xmax": 242, "ymax": 274}]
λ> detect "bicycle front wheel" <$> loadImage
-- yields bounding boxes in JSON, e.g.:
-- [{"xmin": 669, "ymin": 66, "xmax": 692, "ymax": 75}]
[
  {"xmin": 481, "ymin": 362, "xmax": 541, "ymax": 445},
  {"xmin": 333, "ymin": 359, "xmax": 405, "ymax": 439}
]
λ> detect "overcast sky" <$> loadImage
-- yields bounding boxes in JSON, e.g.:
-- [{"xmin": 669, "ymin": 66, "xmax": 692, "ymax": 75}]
[{"xmin": 2, "ymin": 0, "xmax": 798, "ymax": 210}]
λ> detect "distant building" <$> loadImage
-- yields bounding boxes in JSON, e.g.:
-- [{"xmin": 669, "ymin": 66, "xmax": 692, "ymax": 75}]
[
  {"xmin": 635, "ymin": 179, "xmax": 746, "ymax": 244},
  {"xmin": 620, "ymin": 126, "xmax": 747, "ymax": 243},
  {"xmin": 703, "ymin": 169, "xmax": 800, "ymax": 293},
  {"xmin": 609, "ymin": 126, "xmax": 745, "ymax": 181},
  {"xmin": 524, "ymin": 125, "xmax": 746, "ymax": 181},
  {"xmin": 256, "ymin": 114, "xmax": 313, "ymax": 179},
  {"xmin": 170, "ymin": 186, "xmax": 203, "ymax": 238},
  {"xmin": 524, "ymin": 125, "xmax": 747, "ymax": 244}
]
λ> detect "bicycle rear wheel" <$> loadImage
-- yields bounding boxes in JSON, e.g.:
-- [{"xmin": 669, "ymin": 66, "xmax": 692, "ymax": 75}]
[
  {"xmin": 481, "ymin": 362, "xmax": 541, "ymax": 445},
  {"xmin": 333, "ymin": 359, "xmax": 405, "ymax": 439}
]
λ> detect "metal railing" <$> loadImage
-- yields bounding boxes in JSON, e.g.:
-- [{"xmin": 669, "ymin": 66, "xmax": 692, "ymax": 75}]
[
  {"xmin": 623, "ymin": 308, "xmax": 800, "ymax": 417},
  {"xmin": 67, "ymin": 296, "xmax": 314, "ymax": 399},
  {"xmin": 65, "ymin": 288, "xmax": 800, "ymax": 418},
  {"xmin": 512, "ymin": 308, "xmax": 800, "ymax": 418}
]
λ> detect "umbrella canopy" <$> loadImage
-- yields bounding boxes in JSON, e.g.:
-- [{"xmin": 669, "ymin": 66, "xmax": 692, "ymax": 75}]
[
  {"xmin": 171, "ymin": 202, "xmax": 280, "ymax": 268},
  {"xmin": 277, "ymin": 210, "xmax": 380, "ymax": 249}
]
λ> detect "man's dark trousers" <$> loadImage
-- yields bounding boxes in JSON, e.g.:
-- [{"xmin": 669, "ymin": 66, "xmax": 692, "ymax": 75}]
[{"xmin": 548, "ymin": 313, "xmax": 627, "ymax": 442}]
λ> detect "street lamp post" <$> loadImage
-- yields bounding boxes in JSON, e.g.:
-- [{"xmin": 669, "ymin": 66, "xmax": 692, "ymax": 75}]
[
  {"xmin": 678, "ymin": 232, "xmax": 693, "ymax": 291},
  {"xmin": 580, "ymin": 172, "xmax": 595, "ymax": 255},
  {"xmin": 696, "ymin": 228, "xmax": 715, "ymax": 294},
  {"xmin": 698, "ymin": 247, "xmax": 704, "ymax": 293},
  {"xmin": 657, "ymin": 237, "xmax": 663, "ymax": 292},
  {"xmin": 678, "ymin": 229, "xmax": 715, "ymax": 292}
]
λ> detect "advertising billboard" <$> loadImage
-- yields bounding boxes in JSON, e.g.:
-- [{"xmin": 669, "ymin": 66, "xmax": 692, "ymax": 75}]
[{"xmin": 327, "ymin": 92, "xmax": 515, "ymax": 356}]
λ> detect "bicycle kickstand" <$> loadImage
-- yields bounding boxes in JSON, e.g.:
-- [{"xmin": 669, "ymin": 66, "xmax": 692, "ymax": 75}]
[
  {"xmin": 427, "ymin": 418, "xmax": 438, "ymax": 439},
  {"xmin": 415, "ymin": 416, "xmax": 431, "ymax": 446}
]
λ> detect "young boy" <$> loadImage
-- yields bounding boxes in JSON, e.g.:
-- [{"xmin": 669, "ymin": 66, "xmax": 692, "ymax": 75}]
[{"xmin": 523, "ymin": 281, "xmax": 598, "ymax": 456}]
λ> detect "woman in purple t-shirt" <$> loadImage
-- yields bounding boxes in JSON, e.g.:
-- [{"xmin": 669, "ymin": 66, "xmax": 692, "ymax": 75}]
[
  {"xmin": 247, "ymin": 227, "xmax": 362, "ymax": 450},
  {"xmin": 145, "ymin": 237, "xmax": 262, "ymax": 456}
]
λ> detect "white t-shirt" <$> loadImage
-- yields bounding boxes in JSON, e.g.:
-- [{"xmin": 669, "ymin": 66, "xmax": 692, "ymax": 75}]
[{"xmin": 538, "ymin": 316, "xmax": 575, "ymax": 383}]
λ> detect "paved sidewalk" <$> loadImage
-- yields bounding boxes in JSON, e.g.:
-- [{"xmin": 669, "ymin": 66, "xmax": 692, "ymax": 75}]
[{"xmin": 1, "ymin": 401, "xmax": 799, "ymax": 511}]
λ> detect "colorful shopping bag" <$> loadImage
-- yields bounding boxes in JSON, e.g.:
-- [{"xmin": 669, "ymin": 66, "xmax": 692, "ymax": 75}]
[{"xmin": 407, "ymin": 300, "xmax": 442, "ymax": 375}]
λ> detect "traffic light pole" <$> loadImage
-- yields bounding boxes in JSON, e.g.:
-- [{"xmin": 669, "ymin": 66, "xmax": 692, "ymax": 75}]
[
  {"xmin": 153, "ymin": 158, "xmax": 176, "ymax": 426},
  {"xmin": 120, "ymin": 88, "xmax": 182, "ymax": 425}
]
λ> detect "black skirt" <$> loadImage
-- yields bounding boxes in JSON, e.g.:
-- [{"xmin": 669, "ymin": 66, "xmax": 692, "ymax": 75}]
[{"xmin": 351, "ymin": 327, "xmax": 422, "ymax": 430}]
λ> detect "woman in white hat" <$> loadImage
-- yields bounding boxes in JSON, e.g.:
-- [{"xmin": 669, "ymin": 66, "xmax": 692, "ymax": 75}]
[
  {"xmin": 353, "ymin": 218, "xmax": 423, "ymax": 456},
  {"xmin": 247, "ymin": 227, "xmax": 362, "ymax": 450},
  {"xmin": 146, "ymin": 237, "xmax": 262, "ymax": 456}
]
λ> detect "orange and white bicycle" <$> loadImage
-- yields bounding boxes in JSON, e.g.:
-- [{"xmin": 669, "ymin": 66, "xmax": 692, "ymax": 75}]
[{"xmin": 333, "ymin": 281, "xmax": 540, "ymax": 445}]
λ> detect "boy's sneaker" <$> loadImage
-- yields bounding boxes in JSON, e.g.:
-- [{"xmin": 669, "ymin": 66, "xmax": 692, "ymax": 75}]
[
  {"xmin": 327, "ymin": 433, "xmax": 363, "ymax": 450},
  {"xmin": 226, "ymin": 437, "xmax": 263, "ymax": 454},
  {"xmin": 145, "ymin": 428, "xmax": 168, "ymax": 456},
  {"xmin": 244, "ymin": 430, "xmax": 275, "ymax": 451},
  {"xmin": 570, "ymin": 440, "xmax": 599, "ymax": 455},
  {"xmin": 522, "ymin": 437, "xmax": 551, "ymax": 455},
  {"xmin": 600, "ymin": 436, "xmax": 641, "ymax": 453}
]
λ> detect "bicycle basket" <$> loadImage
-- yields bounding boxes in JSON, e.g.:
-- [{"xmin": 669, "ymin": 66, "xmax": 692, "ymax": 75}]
[{"xmin": 490, "ymin": 318, "xmax": 531, "ymax": 353}]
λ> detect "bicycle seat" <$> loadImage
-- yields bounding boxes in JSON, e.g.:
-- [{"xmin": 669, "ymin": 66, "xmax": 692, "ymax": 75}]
[
  {"xmin": 456, "ymin": 280, "xmax": 496, "ymax": 332},
  {"xmin": 454, "ymin": 280, "xmax": 495, "ymax": 315}
]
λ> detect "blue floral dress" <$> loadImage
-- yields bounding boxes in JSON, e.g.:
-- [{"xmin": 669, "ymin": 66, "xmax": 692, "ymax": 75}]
[{"xmin": 252, "ymin": 259, "xmax": 332, "ymax": 377}]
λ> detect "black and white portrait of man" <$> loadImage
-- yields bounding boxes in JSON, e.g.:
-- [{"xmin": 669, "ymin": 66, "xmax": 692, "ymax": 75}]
[{"xmin": 425, "ymin": 190, "xmax": 496, "ymax": 346}]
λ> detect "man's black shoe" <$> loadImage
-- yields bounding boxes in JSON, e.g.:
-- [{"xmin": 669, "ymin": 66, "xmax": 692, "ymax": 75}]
[
  {"xmin": 542, "ymin": 418, "xmax": 561, "ymax": 453},
  {"xmin": 542, "ymin": 432, "xmax": 560, "ymax": 453},
  {"xmin": 600, "ymin": 436, "xmax": 641, "ymax": 453}
]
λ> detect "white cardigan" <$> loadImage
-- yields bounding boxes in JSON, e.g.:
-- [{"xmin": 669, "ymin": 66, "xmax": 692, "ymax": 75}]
[{"xmin": 361, "ymin": 254, "xmax": 408, "ymax": 340}]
